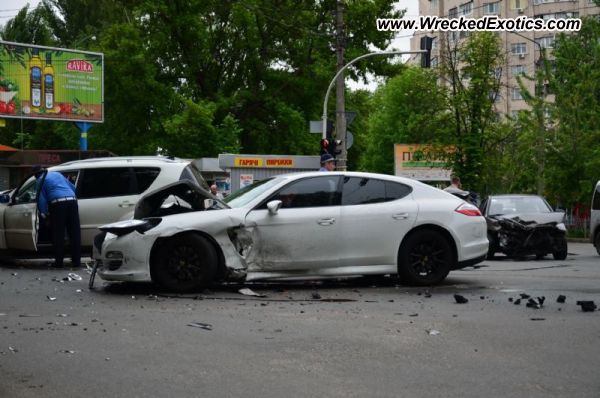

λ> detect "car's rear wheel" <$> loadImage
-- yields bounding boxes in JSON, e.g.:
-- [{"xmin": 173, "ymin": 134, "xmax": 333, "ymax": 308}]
[
  {"xmin": 552, "ymin": 236, "xmax": 568, "ymax": 260},
  {"xmin": 151, "ymin": 234, "xmax": 217, "ymax": 292},
  {"xmin": 398, "ymin": 229, "xmax": 453, "ymax": 286}
]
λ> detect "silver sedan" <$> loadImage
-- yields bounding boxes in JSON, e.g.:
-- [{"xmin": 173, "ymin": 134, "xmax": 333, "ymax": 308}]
[{"xmin": 94, "ymin": 172, "xmax": 488, "ymax": 291}]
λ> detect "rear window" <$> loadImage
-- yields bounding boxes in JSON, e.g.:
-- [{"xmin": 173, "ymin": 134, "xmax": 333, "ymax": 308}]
[
  {"xmin": 342, "ymin": 177, "xmax": 412, "ymax": 206},
  {"xmin": 179, "ymin": 164, "xmax": 209, "ymax": 190},
  {"xmin": 79, "ymin": 168, "xmax": 133, "ymax": 199}
]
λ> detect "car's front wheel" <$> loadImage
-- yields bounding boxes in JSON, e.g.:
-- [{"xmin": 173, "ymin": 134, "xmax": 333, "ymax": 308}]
[
  {"xmin": 398, "ymin": 229, "xmax": 453, "ymax": 286},
  {"xmin": 151, "ymin": 234, "xmax": 218, "ymax": 292},
  {"xmin": 552, "ymin": 236, "xmax": 568, "ymax": 260}
]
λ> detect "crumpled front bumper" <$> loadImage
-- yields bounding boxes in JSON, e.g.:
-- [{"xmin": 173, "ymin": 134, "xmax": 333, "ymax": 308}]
[{"xmin": 93, "ymin": 231, "xmax": 156, "ymax": 282}]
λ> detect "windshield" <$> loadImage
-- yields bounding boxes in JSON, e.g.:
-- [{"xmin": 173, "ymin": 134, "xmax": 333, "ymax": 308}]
[
  {"xmin": 223, "ymin": 177, "xmax": 283, "ymax": 208},
  {"xmin": 488, "ymin": 196, "xmax": 552, "ymax": 216}
]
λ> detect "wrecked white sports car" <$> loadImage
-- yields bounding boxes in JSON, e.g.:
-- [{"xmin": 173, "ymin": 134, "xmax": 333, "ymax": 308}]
[{"xmin": 93, "ymin": 172, "xmax": 488, "ymax": 292}]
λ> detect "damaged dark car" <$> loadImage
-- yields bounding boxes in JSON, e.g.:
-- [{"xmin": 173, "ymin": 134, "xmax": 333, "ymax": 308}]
[{"xmin": 480, "ymin": 195, "xmax": 568, "ymax": 260}]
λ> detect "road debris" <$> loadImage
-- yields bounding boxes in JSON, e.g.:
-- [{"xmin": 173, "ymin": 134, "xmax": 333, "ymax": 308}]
[
  {"xmin": 19, "ymin": 314, "xmax": 41, "ymax": 318},
  {"xmin": 427, "ymin": 329, "xmax": 441, "ymax": 336},
  {"xmin": 520, "ymin": 293, "xmax": 531, "ymax": 299},
  {"xmin": 526, "ymin": 297, "xmax": 544, "ymax": 309},
  {"xmin": 514, "ymin": 299, "xmax": 522, "ymax": 305},
  {"xmin": 530, "ymin": 318, "xmax": 546, "ymax": 321},
  {"xmin": 238, "ymin": 288, "xmax": 266, "ymax": 297},
  {"xmin": 576, "ymin": 301, "xmax": 597, "ymax": 312},
  {"xmin": 46, "ymin": 296, "xmax": 56, "ymax": 301},
  {"xmin": 311, "ymin": 292, "xmax": 322, "ymax": 300},
  {"xmin": 454, "ymin": 294, "xmax": 469, "ymax": 304},
  {"xmin": 60, "ymin": 350, "xmax": 75, "ymax": 354},
  {"xmin": 67, "ymin": 273, "xmax": 83, "ymax": 281},
  {"xmin": 557, "ymin": 295, "xmax": 566, "ymax": 303},
  {"xmin": 9, "ymin": 346, "xmax": 18, "ymax": 353},
  {"xmin": 188, "ymin": 322, "xmax": 213, "ymax": 331}
]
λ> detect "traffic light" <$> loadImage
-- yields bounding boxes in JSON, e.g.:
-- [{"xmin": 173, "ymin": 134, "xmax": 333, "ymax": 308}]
[
  {"xmin": 329, "ymin": 138, "xmax": 343, "ymax": 158},
  {"xmin": 420, "ymin": 36, "xmax": 434, "ymax": 68}
]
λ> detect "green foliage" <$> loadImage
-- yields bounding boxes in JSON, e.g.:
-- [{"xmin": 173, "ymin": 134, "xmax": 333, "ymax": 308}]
[
  {"xmin": 438, "ymin": 32, "xmax": 505, "ymax": 194},
  {"xmin": 547, "ymin": 17, "xmax": 600, "ymax": 207},
  {"xmin": 360, "ymin": 67, "xmax": 449, "ymax": 174}
]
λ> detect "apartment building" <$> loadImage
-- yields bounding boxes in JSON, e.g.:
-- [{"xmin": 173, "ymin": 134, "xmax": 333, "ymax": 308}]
[{"xmin": 410, "ymin": 0, "xmax": 599, "ymax": 117}]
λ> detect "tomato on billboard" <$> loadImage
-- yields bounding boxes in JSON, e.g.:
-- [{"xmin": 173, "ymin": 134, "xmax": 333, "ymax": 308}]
[{"xmin": 0, "ymin": 41, "xmax": 103, "ymax": 123}]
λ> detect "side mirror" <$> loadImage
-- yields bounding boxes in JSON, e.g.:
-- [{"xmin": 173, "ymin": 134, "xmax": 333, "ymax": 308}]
[
  {"xmin": 267, "ymin": 200, "xmax": 282, "ymax": 215},
  {"xmin": 204, "ymin": 199, "xmax": 215, "ymax": 209},
  {"xmin": 0, "ymin": 194, "xmax": 10, "ymax": 204}
]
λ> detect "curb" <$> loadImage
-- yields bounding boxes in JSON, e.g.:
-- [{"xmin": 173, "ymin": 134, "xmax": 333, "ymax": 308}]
[{"xmin": 567, "ymin": 238, "xmax": 591, "ymax": 243}]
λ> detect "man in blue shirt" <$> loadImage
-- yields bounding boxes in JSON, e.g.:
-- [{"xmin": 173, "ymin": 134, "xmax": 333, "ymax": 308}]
[{"xmin": 34, "ymin": 165, "xmax": 81, "ymax": 268}]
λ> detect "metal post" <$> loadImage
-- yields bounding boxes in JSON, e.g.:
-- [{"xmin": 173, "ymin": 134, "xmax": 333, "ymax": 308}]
[{"xmin": 75, "ymin": 122, "xmax": 92, "ymax": 151}]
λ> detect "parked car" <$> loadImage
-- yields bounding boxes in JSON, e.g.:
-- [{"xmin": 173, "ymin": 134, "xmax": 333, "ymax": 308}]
[
  {"xmin": 480, "ymin": 194, "xmax": 567, "ymax": 260},
  {"xmin": 94, "ymin": 172, "xmax": 488, "ymax": 292},
  {"xmin": 591, "ymin": 180, "xmax": 600, "ymax": 255},
  {"xmin": 0, "ymin": 156, "xmax": 208, "ymax": 256}
]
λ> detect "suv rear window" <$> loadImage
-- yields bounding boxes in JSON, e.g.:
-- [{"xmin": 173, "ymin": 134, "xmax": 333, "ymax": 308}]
[
  {"xmin": 179, "ymin": 164, "xmax": 209, "ymax": 190},
  {"xmin": 79, "ymin": 168, "xmax": 133, "ymax": 199}
]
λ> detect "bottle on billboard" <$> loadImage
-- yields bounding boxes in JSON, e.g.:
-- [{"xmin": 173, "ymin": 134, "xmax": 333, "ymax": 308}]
[
  {"xmin": 30, "ymin": 48, "xmax": 43, "ymax": 109},
  {"xmin": 43, "ymin": 52, "xmax": 55, "ymax": 111}
]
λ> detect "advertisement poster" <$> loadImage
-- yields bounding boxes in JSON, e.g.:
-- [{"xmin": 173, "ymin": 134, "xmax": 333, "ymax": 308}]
[
  {"xmin": 240, "ymin": 174, "xmax": 254, "ymax": 188},
  {"xmin": 394, "ymin": 144, "xmax": 452, "ymax": 182},
  {"xmin": 0, "ymin": 41, "xmax": 104, "ymax": 123}
]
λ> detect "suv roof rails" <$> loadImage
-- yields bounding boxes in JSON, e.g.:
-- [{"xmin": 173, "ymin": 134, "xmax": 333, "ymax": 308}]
[{"xmin": 59, "ymin": 156, "xmax": 186, "ymax": 166}]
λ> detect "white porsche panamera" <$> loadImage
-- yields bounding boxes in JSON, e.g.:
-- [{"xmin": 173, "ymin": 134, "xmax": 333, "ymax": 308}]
[{"xmin": 93, "ymin": 172, "xmax": 488, "ymax": 291}]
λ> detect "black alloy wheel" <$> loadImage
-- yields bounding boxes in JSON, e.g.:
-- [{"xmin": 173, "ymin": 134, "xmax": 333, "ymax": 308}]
[
  {"xmin": 151, "ymin": 234, "xmax": 218, "ymax": 292},
  {"xmin": 552, "ymin": 236, "xmax": 568, "ymax": 260},
  {"xmin": 398, "ymin": 229, "xmax": 453, "ymax": 286}
]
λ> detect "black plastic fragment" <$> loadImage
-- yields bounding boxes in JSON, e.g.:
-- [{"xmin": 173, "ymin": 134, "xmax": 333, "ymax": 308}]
[
  {"xmin": 576, "ymin": 301, "xmax": 597, "ymax": 312},
  {"xmin": 557, "ymin": 295, "xmax": 566, "ymax": 304},
  {"xmin": 514, "ymin": 299, "xmax": 521, "ymax": 305},
  {"xmin": 454, "ymin": 294, "xmax": 469, "ymax": 304}
]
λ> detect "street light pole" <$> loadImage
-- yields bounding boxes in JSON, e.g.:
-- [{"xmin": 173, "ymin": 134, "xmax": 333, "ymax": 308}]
[{"xmin": 321, "ymin": 50, "xmax": 426, "ymax": 170}]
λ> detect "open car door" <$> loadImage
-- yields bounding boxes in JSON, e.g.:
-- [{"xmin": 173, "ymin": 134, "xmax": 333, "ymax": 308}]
[{"xmin": 3, "ymin": 175, "xmax": 39, "ymax": 251}]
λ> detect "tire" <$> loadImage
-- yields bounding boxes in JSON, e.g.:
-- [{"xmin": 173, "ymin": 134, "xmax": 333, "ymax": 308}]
[
  {"xmin": 595, "ymin": 232, "xmax": 600, "ymax": 256},
  {"xmin": 487, "ymin": 233, "xmax": 497, "ymax": 260},
  {"xmin": 552, "ymin": 236, "xmax": 568, "ymax": 260},
  {"xmin": 151, "ymin": 234, "xmax": 218, "ymax": 292},
  {"xmin": 398, "ymin": 229, "xmax": 453, "ymax": 286}
]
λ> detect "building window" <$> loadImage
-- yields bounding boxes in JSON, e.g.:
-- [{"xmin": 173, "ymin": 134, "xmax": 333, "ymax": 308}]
[
  {"xmin": 484, "ymin": 2, "xmax": 500, "ymax": 14},
  {"xmin": 429, "ymin": 0, "xmax": 439, "ymax": 11},
  {"xmin": 536, "ymin": 36, "xmax": 555, "ymax": 49},
  {"xmin": 449, "ymin": 7, "xmax": 458, "ymax": 18},
  {"xmin": 511, "ymin": 88, "xmax": 524, "ymax": 100},
  {"xmin": 511, "ymin": 65, "xmax": 527, "ymax": 76},
  {"xmin": 510, "ymin": 0, "xmax": 527, "ymax": 10},
  {"xmin": 511, "ymin": 43, "xmax": 527, "ymax": 55},
  {"xmin": 459, "ymin": 1, "xmax": 473, "ymax": 15}
]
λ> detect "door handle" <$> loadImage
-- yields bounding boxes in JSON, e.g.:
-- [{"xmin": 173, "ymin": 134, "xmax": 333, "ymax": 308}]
[
  {"xmin": 118, "ymin": 202, "xmax": 135, "ymax": 208},
  {"xmin": 317, "ymin": 218, "xmax": 336, "ymax": 226},
  {"xmin": 392, "ymin": 213, "xmax": 409, "ymax": 220}
]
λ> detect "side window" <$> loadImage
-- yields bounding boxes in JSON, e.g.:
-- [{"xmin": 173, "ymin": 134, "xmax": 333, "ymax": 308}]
[
  {"xmin": 342, "ymin": 177, "xmax": 386, "ymax": 205},
  {"xmin": 385, "ymin": 181, "xmax": 412, "ymax": 201},
  {"xmin": 134, "ymin": 167, "xmax": 160, "ymax": 194},
  {"xmin": 270, "ymin": 176, "xmax": 340, "ymax": 208},
  {"xmin": 14, "ymin": 177, "xmax": 38, "ymax": 204},
  {"xmin": 593, "ymin": 184, "xmax": 600, "ymax": 210},
  {"xmin": 60, "ymin": 171, "xmax": 79, "ymax": 186},
  {"xmin": 79, "ymin": 168, "xmax": 133, "ymax": 199}
]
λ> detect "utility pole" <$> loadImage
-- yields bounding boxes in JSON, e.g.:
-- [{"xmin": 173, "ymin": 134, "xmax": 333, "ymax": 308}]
[{"xmin": 335, "ymin": 0, "xmax": 347, "ymax": 171}]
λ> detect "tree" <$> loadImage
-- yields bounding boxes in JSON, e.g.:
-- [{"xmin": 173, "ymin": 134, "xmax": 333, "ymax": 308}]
[
  {"xmin": 437, "ymin": 32, "xmax": 506, "ymax": 194},
  {"xmin": 547, "ymin": 17, "xmax": 600, "ymax": 207},
  {"xmin": 360, "ymin": 67, "xmax": 450, "ymax": 174}
]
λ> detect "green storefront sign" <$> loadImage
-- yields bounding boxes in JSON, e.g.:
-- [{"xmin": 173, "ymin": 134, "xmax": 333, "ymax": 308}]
[{"xmin": 0, "ymin": 41, "xmax": 103, "ymax": 123}]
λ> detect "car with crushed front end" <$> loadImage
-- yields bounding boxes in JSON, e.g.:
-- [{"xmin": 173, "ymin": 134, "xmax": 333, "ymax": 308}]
[
  {"xmin": 480, "ymin": 194, "xmax": 568, "ymax": 260},
  {"xmin": 93, "ymin": 172, "xmax": 489, "ymax": 292}
]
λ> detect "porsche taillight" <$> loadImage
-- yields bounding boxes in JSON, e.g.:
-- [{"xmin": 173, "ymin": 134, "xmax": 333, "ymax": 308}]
[{"xmin": 455, "ymin": 203, "xmax": 482, "ymax": 217}]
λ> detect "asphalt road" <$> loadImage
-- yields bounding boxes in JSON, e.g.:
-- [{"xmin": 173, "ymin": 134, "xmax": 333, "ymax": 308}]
[{"xmin": 1, "ymin": 243, "xmax": 599, "ymax": 398}]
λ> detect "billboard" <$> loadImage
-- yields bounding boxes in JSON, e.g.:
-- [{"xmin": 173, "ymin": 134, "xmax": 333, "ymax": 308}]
[
  {"xmin": 0, "ymin": 41, "xmax": 103, "ymax": 123},
  {"xmin": 394, "ymin": 144, "xmax": 452, "ymax": 181}
]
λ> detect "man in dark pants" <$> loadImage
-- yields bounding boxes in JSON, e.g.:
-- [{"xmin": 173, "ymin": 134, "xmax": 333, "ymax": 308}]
[{"xmin": 33, "ymin": 166, "xmax": 81, "ymax": 268}]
